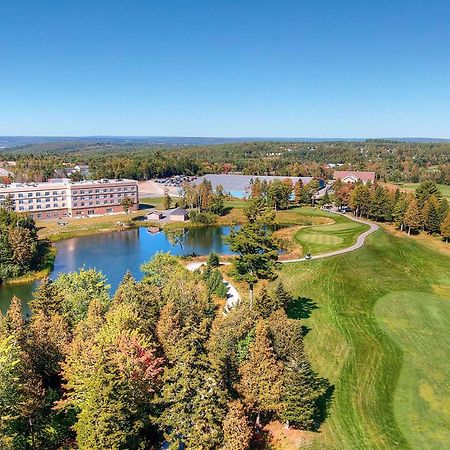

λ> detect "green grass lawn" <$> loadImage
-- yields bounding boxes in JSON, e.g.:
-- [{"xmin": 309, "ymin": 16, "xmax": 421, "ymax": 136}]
[
  {"xmin": 396, "ymin": 183, "xmax": 450, "ymax": 201},
  {"xmin": 278, "ymin": 230, "xmax": 450, "ymax": 449},
  {"xmin": 293, "ymin": 210, "xmax": 369, "ymax": 255}
]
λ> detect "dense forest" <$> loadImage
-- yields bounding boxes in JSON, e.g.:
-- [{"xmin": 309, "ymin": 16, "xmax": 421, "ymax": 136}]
[
  {"xmin": 2, "ymin": 140, "xmax": 449, "ymax": 184},
  {"xmin": 0, "ymin": 254, "xmax": 330, "ymax": 449}
]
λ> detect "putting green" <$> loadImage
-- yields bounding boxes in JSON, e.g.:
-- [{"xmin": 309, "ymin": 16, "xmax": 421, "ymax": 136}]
[{"xmin": 299, "ymin": 233, "xmax": 343, "ymax": 245}]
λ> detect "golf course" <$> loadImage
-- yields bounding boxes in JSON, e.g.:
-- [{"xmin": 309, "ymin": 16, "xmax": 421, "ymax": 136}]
[{"xmin": 277, "ymin": 214, "xmax": 450, "ymax": 449}]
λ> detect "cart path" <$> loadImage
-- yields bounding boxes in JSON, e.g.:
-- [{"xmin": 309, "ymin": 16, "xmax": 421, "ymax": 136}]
[
  {"xmin": 281, "ymin": 212, "xmax": 379, "ymax": 263},
  {"xmin": 185, "ymin": 212, "xmax": 378, "ymax": 311}
]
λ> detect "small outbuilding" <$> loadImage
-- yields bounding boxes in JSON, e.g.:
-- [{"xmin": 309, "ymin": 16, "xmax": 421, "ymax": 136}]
[
  {"xmin": 146, "ymin": 210, "xmax": 165, "ymax": 221},
  {"xmin": 167, "ymin": 207, "xmax": 189, "ymax": 222}
]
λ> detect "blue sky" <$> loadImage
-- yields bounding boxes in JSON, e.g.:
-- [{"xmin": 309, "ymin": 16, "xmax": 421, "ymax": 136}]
[{"xmin": 1, "ymin": 0, "xmax": 449, "ymax": 137}]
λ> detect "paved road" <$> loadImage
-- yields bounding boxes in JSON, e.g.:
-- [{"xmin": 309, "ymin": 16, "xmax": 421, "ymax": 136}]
[{"xmin": 281, "ymin": 211, "xmax": 379, "ymax": 264}]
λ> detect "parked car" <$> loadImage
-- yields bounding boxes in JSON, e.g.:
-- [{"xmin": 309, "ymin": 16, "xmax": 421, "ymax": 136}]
[{"xmin": 305, "ymin": 253, "xmax": 312, "ymax": 260}]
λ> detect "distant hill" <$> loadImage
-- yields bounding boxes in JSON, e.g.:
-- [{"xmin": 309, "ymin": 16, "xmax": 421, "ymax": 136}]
[{"xmin": 1, "ymin": 135, "xmax": 449, "ymax": 154}]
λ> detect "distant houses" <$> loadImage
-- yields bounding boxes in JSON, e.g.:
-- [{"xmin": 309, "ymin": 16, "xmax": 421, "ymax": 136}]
[
  {"xmin": 333, "ymin": 170, "xmax": 376, "ymax": 184},
  {"xmin": 145, "ymin": 207, "xmax": 189, "ymax": 223}
]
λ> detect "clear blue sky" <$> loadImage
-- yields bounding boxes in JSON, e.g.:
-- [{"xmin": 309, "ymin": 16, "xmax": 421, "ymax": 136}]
[{"xmin": 1, "ymin": 0, "xmax": 449, "ymax": 138}]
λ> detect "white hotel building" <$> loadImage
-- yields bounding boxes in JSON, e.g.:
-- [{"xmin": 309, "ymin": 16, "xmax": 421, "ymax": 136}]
[{"xmin": 0, "ymin": 179, "xmax": 139, "ymax": 220}]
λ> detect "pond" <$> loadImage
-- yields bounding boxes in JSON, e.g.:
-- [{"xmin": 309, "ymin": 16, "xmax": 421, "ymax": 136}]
[{"xmin": 0, "ymin": 226, "xmax": 235, "ymax": 312}]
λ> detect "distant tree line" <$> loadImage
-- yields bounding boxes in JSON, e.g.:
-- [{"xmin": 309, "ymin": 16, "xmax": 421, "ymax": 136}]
[
  {"xmin": 3, "ymin": 140, "xmax": 449, "ymax": 184},
  {"xmin": 0, "ymin": 252, "xmax": 331, "ymax": 449},
  {"xmin": 334, "ymin": 180, "xmax": 450, "ymax": 239}
]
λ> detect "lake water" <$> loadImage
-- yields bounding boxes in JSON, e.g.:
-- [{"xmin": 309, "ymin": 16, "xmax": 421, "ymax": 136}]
[{"xmin": 0, "ymin": 226, "xmax": 235, "ymax": 312}]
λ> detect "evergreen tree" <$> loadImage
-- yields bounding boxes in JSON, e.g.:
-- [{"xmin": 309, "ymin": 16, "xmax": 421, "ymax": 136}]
[
  {"xmin": 254, "ymin": 287, "xmax": 277, "ymax": 318},
  {"xmin": 29, "ymin": 277, "xmax": 61, "ymax": 316},
  {"xmin": 226, "ymin": 224, "xmax": 279, "ymax": 308},
  {"xmin": 163, "ymin": 188, "xmax": 172, "ymax": 210},
  {"xmin": 441, "ymin": 211, "xmax": 450, "ymax": 242},
  {"xmin": 274, "ymin": 281, "xmax": 293, "ymax": 309},
  {"xmin": 237, "ymin": 320, "xmax": 283, "ymax": 426},
  {"xmin": 60, "ymin": 302, "xmax": 164, "ymax": 449},
  {"xmin": 281, "ymin": 357, "xmax": 329, "ymax": 430},
  {"xmin": 53, "ymin": 268, "xmax": 110, "ymax": 326},
  {"xmin": 293, "ymin": 179, "xmax": 303, "ymax": 204},
  {"xmin": 393, "ymin": 193, "xmax": 409, "ymax": 231},
  {"xmin": 404, "ymin": 196, "xmax": 422, "ymax": 235},
  {"xmin": 222, "ymin": 400, "xmax": 253, "ymax": 450},
  {"xmin": 423, "ymin": 195, "xmax": 441, "ymax": 234},
  {"xmin": 416, "ymin": 180, "xmax": 442, "ymax": 207}
]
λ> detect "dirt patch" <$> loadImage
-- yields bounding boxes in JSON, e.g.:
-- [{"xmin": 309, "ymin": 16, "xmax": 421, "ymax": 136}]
[{"xmin": 263, "ymin": 421, "xmax": 316, "ymax": 449}]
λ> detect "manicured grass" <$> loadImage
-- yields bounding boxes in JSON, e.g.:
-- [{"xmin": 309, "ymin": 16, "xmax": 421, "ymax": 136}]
[
  {"xmin": 395, "ymin": 183, "xmax": 450, "ymax": 200},
  {"xmin": 277, "ymin": 229, "xmax": 450, "ymax": 449},
  {"xmin": 375, "ymin": 291, "xmax": 450, "ymax": 449},
  {"xmin": 294, "ymin": 211, "xmax": 369, "ymax": 255}
]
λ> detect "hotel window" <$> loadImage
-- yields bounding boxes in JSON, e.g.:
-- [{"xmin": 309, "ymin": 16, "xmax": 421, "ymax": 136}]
[
  {"xmin": 28, "ymin": 193, "xmax": 33, "ymax": 197},
  {"xmin": 29, "ymin": 205, "xmax": 34, "ymax": 210},
  {"xmin": 36, "ymin": 192, "xmax": 41, "ymax": 197},
  {"xmin": 37, "ymin": 213, "xmax": 42, "ymax": 219},
  {"xmin": 87, "ymin": 209, "xmax": 95, "ymax": 215},
  {"xmin": 18, "ymin": 200, "xmax": 24, "ymax": 204},
  {"xmin": 73, "ymin": 191, "xmax": 78, "ymax": 195},
  {"xmin": 18, "ymin": 193, "xmax": 23, "ymax": 198},
  {"xmin": 53, "ymin": 191, "xmax": 58, "ymax": 195},
  {"xmin": 37, "ymin": 205, "xmax": 42, "ymax": 209},
  {"xmin": 37, "ymin": 199, "xmax": 41, "ymax": 203},
  {"xmin": 46, "ymin": 203, "xmax": 50, "ymax": 208},
  {"xmin": 53, "ymin": 204, "xmax": 58, "ymax": 208},
  {"xmin": 106, "ymin": 208, "xmax": 113, "ymax": 213},
  {"xmin": 19, "ymin": 206, "xmax": 24, "ymax": 211},
  {"xmin": 45, "ymin": 192, "xmax": 50, "ymax": 196}
]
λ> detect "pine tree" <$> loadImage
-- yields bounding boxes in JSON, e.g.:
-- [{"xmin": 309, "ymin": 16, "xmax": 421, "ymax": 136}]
[
  {"xmin": 226, "ymin": 223, "xmax": 279, "ymax": 309},
  {"xmin": 4, "ymin": 295, "xmax": 24, "ymax": 336},
  {"xmin": 393, "ymin": 193, "xmax": 408, "ymax": 231},
  {"xmin": 423, "ymin": 195, "xmax": 441, "ymax": 234},
  {"xmin": 237, "ymin": 320, "xmax": 283, "ymax": 426},
  {"xmin": 274, "ymin": 281, "xmax": 293, "ymax": 309},
  {"xmin": 441, "ymin": 211, "xmax": 450, "ymax": 242},
  {"xmin": 222, "ymin": 400, "xmax": 253, "ymax": 450},
  {"xmin": 29, "ymin": 277, "xmax": 61, "ymax": 316},
  {"xmin": 416, "ymin": 180, "xmax": 442, "ymax": 207},
  {"xmin": 293, "ymin": 180, "xmax": 303, "ymax": 204},
  {"xmin": 254, "ymin": 286, "xmax": 280, "ymax": 318},
  {"xmin": 281, "ymin": 357, "xmax": 329, "ymax": 430},
  {"xmin": 163, "ymin": 188, "xmax": 172, "ymax": 210},
  {"xmin": 404, "ymin": 196, "xmax": 422, "ymax": 235}
]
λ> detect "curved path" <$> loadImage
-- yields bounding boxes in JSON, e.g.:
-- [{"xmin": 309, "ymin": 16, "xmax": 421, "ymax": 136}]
[
  {"xmin": 281, "ymin": 211, "xmax": 379, "ymax": 263},
  {"xmin": 186, "ymin": 212, "xmax": 378, "ymax": 312}
]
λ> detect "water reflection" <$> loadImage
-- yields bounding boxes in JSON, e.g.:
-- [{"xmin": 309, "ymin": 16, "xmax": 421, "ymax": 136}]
[{"xmin": 0, "ymin": 226, "xmax": 234, "ymax": 311}]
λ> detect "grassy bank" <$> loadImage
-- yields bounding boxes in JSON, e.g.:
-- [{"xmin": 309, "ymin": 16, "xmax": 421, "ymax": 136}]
[{"xmin": 277, "ymin": 229, "xmax": 450, "ymax": 449}]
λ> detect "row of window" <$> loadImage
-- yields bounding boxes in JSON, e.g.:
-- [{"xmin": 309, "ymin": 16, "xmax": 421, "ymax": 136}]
[
  {"xmin": 18, "ymin": 203, "xmax": 66, "ymax": 211},
  {"xmin": 72, "ymin": 186, "xmax": 136, "ymax": 194}
]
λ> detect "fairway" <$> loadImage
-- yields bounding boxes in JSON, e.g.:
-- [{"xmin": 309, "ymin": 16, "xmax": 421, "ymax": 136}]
[
  {"xmin": 396, "ymin": 183, "xmax": 450, "ymax": 201},
  {"xmin": 375, "ymin": 291, "xmax": 450, "ymax": 449},
  {"xmin": 278, "ymin": 229, "xmax": 450, "ymax": 449}
]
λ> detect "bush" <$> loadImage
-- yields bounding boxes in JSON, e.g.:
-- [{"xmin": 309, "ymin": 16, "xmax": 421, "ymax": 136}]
[
  {"xmin": 189, "ymin": 211, "xmax": 217, "ymax": 225},
  {"xmin": 207, "ymin": 252, "xmax": 220, "ymax": 268}
]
